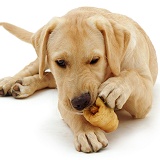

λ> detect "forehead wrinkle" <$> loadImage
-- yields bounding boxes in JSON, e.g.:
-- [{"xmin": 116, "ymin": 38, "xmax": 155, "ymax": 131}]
[
  {"xmin": 48, "ymin": 17, "xmax": 105, "ymax": 61},
  {"xmin": 64, "ymin": 16, "xmax": 94, "ymax": 45}
]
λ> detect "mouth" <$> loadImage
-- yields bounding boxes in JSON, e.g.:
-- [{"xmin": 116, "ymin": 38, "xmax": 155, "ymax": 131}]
[{"xmin": 75, "ymin": 111, "xmax": 84, "ymax": 115}]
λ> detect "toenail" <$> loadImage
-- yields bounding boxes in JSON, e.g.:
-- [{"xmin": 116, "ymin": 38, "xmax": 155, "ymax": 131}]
[
  {"xmin": 13, "ymin": 85, "xmax": 20, "ymax": 91},
  {"xmin": 0, "ymin": 89, "xmax": 4, "ymax": 96}
]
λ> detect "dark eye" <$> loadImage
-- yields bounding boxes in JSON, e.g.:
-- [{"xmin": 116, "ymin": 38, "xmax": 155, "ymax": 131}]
[
  {"xmin": 90, "ymin": 57, "xmax": 100, "ymax": 65},
  {"xmin": 55, "ymin": 59, "xmax": 67, "ymax": 68}
]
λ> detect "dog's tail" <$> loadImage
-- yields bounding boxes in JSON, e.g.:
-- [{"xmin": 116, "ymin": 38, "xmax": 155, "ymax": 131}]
[{"xmin": 0, "ymin": 22, "xmax": 33, "ymax": 44}]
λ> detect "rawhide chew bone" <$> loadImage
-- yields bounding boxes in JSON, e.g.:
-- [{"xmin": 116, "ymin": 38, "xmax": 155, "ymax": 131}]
[{"xmin": 83, "ymin": 97, "xmax": 119, "ymax": 133}]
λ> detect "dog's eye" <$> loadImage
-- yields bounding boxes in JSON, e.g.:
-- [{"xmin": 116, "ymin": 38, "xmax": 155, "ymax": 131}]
[
  {"xmin": 90, "ymin": 57, "xmax": 100, "ymax": 65},
  {"xmin": 55, "ymin": 59, "xmax": 67, "ymax": 68}
]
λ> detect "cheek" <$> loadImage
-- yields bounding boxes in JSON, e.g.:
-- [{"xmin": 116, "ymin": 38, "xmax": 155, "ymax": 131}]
[
  {"xmin": 94, "ymin": 61, "xmax": 108, "ymax": 83},
  {"xmin": 50, "ymin": 69, "xmax": 70, "ymax": 97},
  {"xmin": 47, "ymin": 62, "xmax": 63, "ymax": 88}
]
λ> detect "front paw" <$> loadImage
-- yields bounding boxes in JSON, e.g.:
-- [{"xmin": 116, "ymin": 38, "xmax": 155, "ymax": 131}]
[
  {"xmin": 74, "ymin": 127, "xmax": 108, "ymax": 153},
  {"xmin": 0, "ymin": 77, "xmax": 17, "ymax": 96},
  {"xmin": 11, "ymin": 79, "xmax": 36, "ymax": 99},
  {"xmin": 99, "ymin": 77, "xmax": 131, "ymax": 109}
]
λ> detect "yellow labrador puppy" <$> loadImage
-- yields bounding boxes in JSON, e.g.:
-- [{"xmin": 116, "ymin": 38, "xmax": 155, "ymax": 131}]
[{"xmin": 0, "ymin": 7, "xmax": 158, "ymax": 152}]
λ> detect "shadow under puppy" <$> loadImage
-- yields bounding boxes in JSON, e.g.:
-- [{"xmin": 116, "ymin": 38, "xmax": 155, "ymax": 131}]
[{"xmin": 0, "ymin": 7, "xmax": 158, "ymax": 153}]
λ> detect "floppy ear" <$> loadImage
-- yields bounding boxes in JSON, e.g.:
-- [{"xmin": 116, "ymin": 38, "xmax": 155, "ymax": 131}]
[
  {"xmin": 89, "ymin": 16, "xmax": 134, "ymax": 76},
  {"xmin": 31, "ymin": 18, "xmax": 60, "ymax": 78}
]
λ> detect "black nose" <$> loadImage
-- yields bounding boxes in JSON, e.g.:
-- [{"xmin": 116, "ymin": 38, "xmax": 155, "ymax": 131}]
[{"xmin": 71, "ymin": 93, "xmax": 91, "ymax": 110}]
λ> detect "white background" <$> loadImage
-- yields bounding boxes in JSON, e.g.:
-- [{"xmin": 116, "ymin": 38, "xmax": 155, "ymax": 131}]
[{"xmin": 0, "ymin": 0, "xmax": 160, "ymax": 160}]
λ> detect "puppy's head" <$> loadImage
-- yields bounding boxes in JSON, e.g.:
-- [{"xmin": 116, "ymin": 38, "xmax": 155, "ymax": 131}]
[{"xmin": 32, "ymin": 15, "xmax": 131, "ymax": 113}]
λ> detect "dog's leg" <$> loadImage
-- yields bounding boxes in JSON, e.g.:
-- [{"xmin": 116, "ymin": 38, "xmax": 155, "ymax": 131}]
[
  {"xmin": 58, "ymin": 103, "xmax": 108, "ymax": 153},
  {"xmin": 0, "ymin": 58, "xmax": 40, "ymax": 96},
  {"xmin": 11, "ymin": 72, "xmax": 56, "ymax": 98},
  {"xmin": 99, "ymin": 70, "xmax": 153, "ymax": 118}
]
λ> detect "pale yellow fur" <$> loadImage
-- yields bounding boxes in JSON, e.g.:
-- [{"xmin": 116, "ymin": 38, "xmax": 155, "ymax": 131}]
[{"xmin": 0, "ymin": 7, "xmax": 158, "ymax": 152}]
